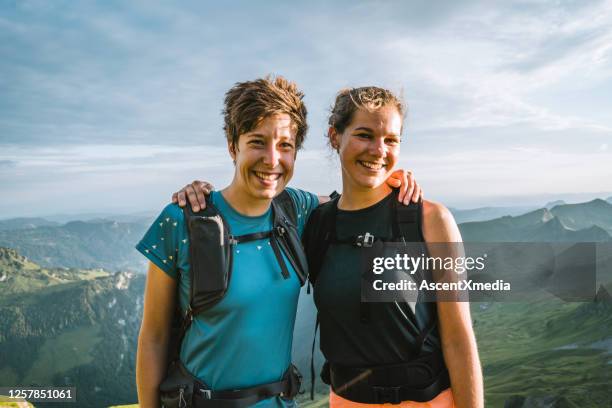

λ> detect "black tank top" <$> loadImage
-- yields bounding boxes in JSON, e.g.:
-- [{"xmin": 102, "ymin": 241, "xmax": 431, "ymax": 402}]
[{"xmin": 313, "ymin": 192, "xmax": 443, "ymax": 367}]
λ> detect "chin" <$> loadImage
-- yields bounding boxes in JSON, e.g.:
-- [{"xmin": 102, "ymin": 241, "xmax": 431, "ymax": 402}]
[
  {"xmin": 251, "ymin": 189, "xmax": 275, "ymax": 200},
  {"xmin": 355, "ymin": 176, "xmax": 385, "ymax": 190},
  {"xmin": 255, "ymin": 185, "xmax": 286, "ymax": 199}
]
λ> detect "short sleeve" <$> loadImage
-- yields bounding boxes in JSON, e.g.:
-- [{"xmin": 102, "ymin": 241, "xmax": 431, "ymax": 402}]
[
  {"xmin": 135, "ymin": 203, "xmax": 187, "ymax": 279},
  {"xmin": 285, "ymin": 187, "xmax": 320, "ymax": 236}
]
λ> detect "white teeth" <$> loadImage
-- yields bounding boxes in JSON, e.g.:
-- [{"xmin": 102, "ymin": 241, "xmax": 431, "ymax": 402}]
[
  {"xmin": 359, "ymin": 161, "xmax": 384, "ymax": 170},
  {"xmin": 254, "ymin": 171, "xmax": 280, "ymax": 181}
]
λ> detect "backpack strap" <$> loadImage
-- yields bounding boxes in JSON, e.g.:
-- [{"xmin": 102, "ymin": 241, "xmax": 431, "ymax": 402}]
[
  {"xmin": 273, "ymin": 189, "xmax": 298, "ymax": 224},
  {"xmin": 304, "ymin": 194, "xmax": 340, "ymax": 286},
  {"xmin": 169, "ymin": 195, "xmax": 222, "ymax": 365},
  {"xmin": 391, "ymin": 189, "xmax": 423, "ymax": 242},
  {"xmin": 271, "ymin": 190, "xmax": 309, "ymax": 285},
  {"xmin": 309, "ymin": 313, "xmax": 320, "ymax": 400}
]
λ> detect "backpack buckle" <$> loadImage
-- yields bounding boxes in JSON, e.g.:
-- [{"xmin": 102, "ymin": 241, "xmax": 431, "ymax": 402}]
[
  {"xmin": 372, "ymin": 385, "xmax": 401, "ymax": 404},
  {"xmin": 275, "ymin": 225, "xmax": 287, "ymax": 236},
  {"xmin": 198, "ymin": 388, "xmax": 212, "ymax": 399},
  {"xmin": 356, "ymin": 232, "xmax": 374, "ymax": 248},
  {"xmin": 183, "ymin": 307, "xmax": 194, "ymax": 326}
]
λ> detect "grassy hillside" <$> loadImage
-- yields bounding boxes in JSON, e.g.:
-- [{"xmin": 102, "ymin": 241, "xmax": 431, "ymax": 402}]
[
  {"xmin": 0, "ymin": 248, "xmax": 145, "ymax": 407},
  {"xmin": 473, "ymin": 299, "xmax": 612, "ymax": 406}
]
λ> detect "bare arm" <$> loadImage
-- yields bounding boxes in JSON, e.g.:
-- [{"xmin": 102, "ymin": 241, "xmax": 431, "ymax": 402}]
[
  {"xmin": 422, "ymin": 201, "xmax": 484, "ymax": 408},
  {"xmin": 171, "ymin": 170, "xmax": 423, "ymax": 211},
  {"xmin": 137, "ymin": 262, "xmax": 177, "ymax": 408}
]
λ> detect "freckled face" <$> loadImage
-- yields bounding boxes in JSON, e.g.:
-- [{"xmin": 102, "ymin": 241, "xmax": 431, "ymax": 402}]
[
  {"xmin": 331, "ymin": 105, "xmax": 402, "ymax": 191},
  {"xmin": 230, "ymin": 113, "xmax": 297, "ymax": 200}
]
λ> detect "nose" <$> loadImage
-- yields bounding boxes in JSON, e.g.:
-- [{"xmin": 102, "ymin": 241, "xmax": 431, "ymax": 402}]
[
  {"xmin": 368, "ymin": 137, "xmax": 386, "ymax": 158},
  {"xmin": 262, "ymin": 143, "xmax": 280, "ymax": 167}
]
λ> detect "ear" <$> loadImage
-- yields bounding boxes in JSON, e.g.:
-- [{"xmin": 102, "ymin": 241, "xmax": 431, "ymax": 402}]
[
  {"xmin": 228, "ymin": 139, "xmax": 237, "ymax": 161},
  {"xmin": 328, "ymin": 127, "xmax": 340, "ymax": 151}
]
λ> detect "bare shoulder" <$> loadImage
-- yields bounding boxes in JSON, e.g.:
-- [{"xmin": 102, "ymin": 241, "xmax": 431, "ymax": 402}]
[
  {"xmin": 423, "ymin": 200, "xmax": 454, "ymax": 224},
  {"xmin": 422, "ymin": 200, "xmax": 461, "ymax": 242}
]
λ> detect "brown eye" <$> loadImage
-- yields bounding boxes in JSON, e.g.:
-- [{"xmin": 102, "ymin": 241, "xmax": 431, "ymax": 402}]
[{"xmin": 386, "ymin": 137, "xmax": 400, "ymax": 145}]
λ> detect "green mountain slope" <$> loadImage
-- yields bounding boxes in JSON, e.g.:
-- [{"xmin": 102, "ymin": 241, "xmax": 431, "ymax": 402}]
[
  {"xmin": 0, "ymin": 247, "xmax": 109, "ymax": 294},
  {"xmin": 473, "ymin": 299, "xmax": 612, "ymax": 406},
  {"xmin": 0, "ymin": 248, "xmax": 145, "ymax": 407}
]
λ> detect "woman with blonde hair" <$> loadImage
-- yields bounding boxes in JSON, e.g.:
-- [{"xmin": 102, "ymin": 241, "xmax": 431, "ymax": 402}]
[{"xmin": 304, "ymin": 86, "xmax": 483, "ymax": 407}]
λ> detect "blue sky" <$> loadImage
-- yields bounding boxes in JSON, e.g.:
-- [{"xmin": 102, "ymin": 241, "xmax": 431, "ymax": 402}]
[{"xmin": 1, "ymin": 0, "xmax": 611, "ymax": 218}]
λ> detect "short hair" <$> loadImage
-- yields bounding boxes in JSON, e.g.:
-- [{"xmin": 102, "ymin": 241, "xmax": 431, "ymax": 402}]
[
  {"xmin": 223, "ymin": 75, "xmax": 308, "ymax": 150},
  {"xmin": 327, "ymin": 86, "xmax": 406, "ymax": 134}
]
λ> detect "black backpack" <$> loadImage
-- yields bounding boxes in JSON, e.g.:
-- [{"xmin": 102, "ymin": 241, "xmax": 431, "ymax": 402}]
[
  {"xmin": 304, "ymin": 189, "xmax": 423, "ymax": 288},
  {"xmin": 159, "ymin": 190, "xmax": 307, "ymax": 407},
  {"xmin": 303, "ymin": 190, "xmax": 449, "ymax": 402}
]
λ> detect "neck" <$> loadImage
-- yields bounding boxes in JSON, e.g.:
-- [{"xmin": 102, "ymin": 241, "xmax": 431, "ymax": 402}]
[
  {"xmin": 338, "ymin": 180, "xmax": 393, "ymax": 210},
  {"xmin": 222, "ymin": 182, "xmax": 272, "ymax": 217}
]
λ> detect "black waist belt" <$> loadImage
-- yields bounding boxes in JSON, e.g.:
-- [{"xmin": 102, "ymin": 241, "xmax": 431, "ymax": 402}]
[
  {"xmin": 328, "ymin": 358, "xmax": 450, "ymax": 404},
  {"xmin": 191, "ymin": 377, "xmax": 292, "ymax": 408},
  {"xmin": 160, "ymin": 361, "xmax": 302, "ymax": 408}
]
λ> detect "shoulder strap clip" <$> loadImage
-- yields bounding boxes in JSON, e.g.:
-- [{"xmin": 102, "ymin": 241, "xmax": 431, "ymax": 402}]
[
  {"xmin": 356, "ymin": 232, "xmax": 375, "ymax": 248},
  {"xmin": 275, "ymin": 225, "xmax": 287, "ymax": 237}
]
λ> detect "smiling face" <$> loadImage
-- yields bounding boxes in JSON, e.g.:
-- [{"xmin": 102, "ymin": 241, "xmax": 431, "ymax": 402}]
[
  {"xmin": 229, "ymin": 113, "xmax": 296, "ymax": 201},
  {"xmin": 330, "ymin": 105, "xmax": 402, "ymax": 192}
]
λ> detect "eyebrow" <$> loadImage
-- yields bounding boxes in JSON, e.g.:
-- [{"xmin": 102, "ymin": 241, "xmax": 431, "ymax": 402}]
[
  {"xmin": 247, "ymin": 133, "xmax": 295, "ymax": 141},
  {"xmin": 353, "ymin": 127, "xmax": 374, "ymax": 133},
  {"xmin": 353, "ymin": 127, "xmax": 400, "ymax": 138}
]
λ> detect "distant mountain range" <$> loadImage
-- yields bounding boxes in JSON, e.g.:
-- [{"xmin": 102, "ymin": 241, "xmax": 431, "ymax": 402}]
[
  {"xmin": 0, "ymin": 217, "xmax": 60, "ymax": 231},
  {"xmin": 0, "ymin": 212, "xmax": 155, "ymax": 225},
  {"xmin": 544, "ymin": 199, "xmax": 566, "ymax": 209},
  {"xmin": 450, "ymin": 205, "xmax": 539, "ymax": 224},
  {"xmin": 459, "ymin": 199, "xmax": 612, "ymax": 242},
  {"xmin": 0, "ymin": 218, "xmax": 150, "ymax": 272}
]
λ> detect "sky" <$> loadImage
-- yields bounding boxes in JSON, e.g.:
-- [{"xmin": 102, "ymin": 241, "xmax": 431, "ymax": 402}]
[{"xmin": 1, "ymin": 0, "xmax": 611, "ymax": 218}]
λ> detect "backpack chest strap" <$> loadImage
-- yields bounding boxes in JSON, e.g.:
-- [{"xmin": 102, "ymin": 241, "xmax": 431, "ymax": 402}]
[{"xmin": 230, "ymin": 230, "xmax": 272, "ymax": 244}]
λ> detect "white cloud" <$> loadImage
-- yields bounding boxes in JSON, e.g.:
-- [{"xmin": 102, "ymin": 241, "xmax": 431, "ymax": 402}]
[{"xmin": 2, "ymin": 1, "xmax": 612, "ymax": 215}]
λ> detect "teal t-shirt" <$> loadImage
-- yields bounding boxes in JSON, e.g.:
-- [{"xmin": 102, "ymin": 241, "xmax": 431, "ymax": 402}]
[{"xmin": 136, "ymin": 188, "xmax": 318, "ymax": 407}]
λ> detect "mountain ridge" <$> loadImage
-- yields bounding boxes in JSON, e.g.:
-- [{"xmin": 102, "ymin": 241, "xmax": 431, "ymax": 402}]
[
  {"xmin": 0, "ymin": 219, "xmax": 149, "ymax": 271},
  {"xmin": 459, "ymin": 199, "xmax": 612, "ymax": 242}
]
